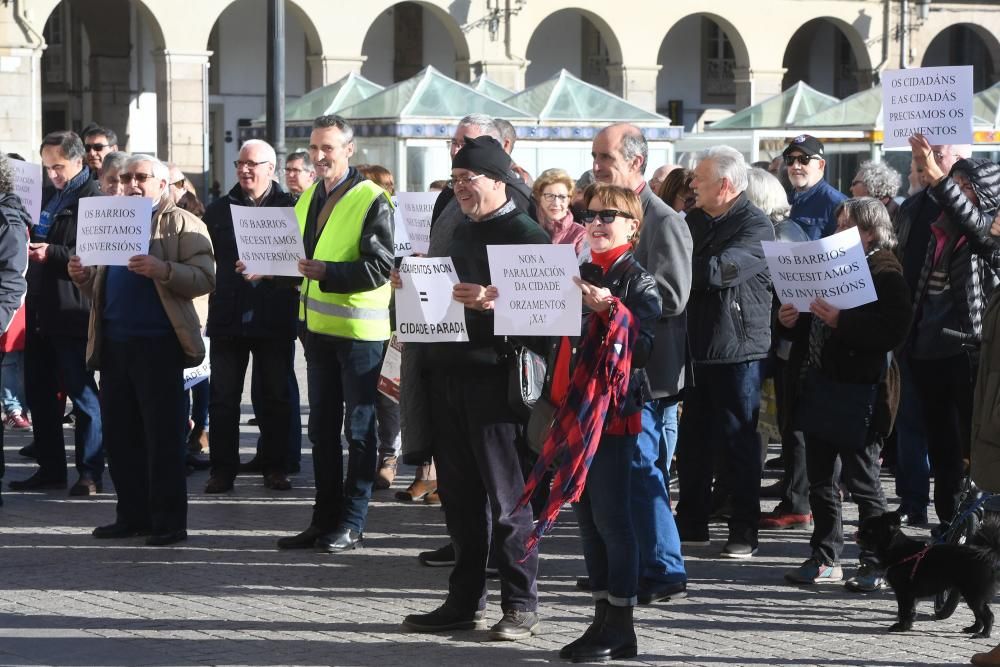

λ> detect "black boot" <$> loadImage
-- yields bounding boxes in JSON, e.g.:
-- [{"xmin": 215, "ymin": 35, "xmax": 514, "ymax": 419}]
[
  {"xmin": 570, "ymin": 603, "xmax": 637, "ymax": 663},
  {"xmin": 559, "ymin": 600, "xmax": 608, "ymax": 659}
]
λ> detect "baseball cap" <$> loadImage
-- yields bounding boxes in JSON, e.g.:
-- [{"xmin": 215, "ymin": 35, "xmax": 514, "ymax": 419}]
[{"xmin": 783, "ymin": 134, "xmax": 825, "ymax": 158}]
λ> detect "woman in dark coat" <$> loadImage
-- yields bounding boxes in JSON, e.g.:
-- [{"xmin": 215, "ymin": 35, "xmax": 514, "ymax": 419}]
[{"xmin": 779, "ymin": 197, "xmax": 912, "ymax": 591}]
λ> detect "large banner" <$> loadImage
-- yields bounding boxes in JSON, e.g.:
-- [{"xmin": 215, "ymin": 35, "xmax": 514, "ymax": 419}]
[
  {"xmin": 394, "ymin": 192, "xmax": 438, "ymax": 255},
  {"xmin": 391, "ymin": 195, "xmax": 414, "ymax": 258},
  {"xmin": 882, "ymin": 65, "xmax": 974, "ymax": 149},
  {"xmin": 762, "ymin": 226, "xmax": 877, "ymax": 312},
  {"xmin": 487, "ymin": 243, "xmax": 582, "ymax": 336},
  {"xmin": 230, "ymin": 205, "xmax": 305, "ymax": 276},
  {"xmin": 9, "ymin": 158, "xmax": 41, "ymax": 226},
  {"xmin": 76, "ymin": 196, "xmax": 151, "ymax": 266},
  {"xmin": 395, "ymin": 256, "xmax": 469, "ymax": 342}
]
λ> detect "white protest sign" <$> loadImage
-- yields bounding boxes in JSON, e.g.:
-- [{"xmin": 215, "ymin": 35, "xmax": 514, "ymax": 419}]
[
  {"xmin": 487, "ymin": 243, "xmax": 582, "ymax": 336},
  {"xmin": 762, "ymin": 226, "xmax": 877, "ymax": 312},
  {"xmin": 76, "ymin": 196, "xmax": 150, "ymax": 266},
  {"xmin": 391, "ymin": 196, "xmax": 413, "ymax": 258},
  {"xmin": 184, "ymin": 338, "xmax": 210, "ymax": 390},
  {"xmin": 230, "ymin": 205, "xmax": 305, "ymax": 277},
  {"xmin": 394, "ymin": 192, "xmax": 438, "ymax": 255},
  {"xmin": 396, "ymin": 256, "xmax": 469, "ymax": 342},
  {"xmin": 882, "ymin": 65, "xmax": 974, "ymax": 149},
  {"xmin": 9, "ymin": 159, "xmax": 41, "ymax": 226}
]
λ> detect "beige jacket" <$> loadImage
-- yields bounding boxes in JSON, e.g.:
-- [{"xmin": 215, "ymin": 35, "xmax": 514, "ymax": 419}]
[{"xmin": 74, "ymin": 200, "xmax": 216, "ymax": 369}]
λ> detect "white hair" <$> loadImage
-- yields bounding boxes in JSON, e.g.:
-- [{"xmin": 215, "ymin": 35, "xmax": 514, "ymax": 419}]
[
  {"xmin": 125, "ymin": 154, "xmax": 170, "ymax": 204},
  {"xmin": 745, "ymin": 167, "xmax": 791, "ymax": 223},
  {"xmin": 240, "ymin": 139, "xmax": 277, "ymax": 165},
  {"xmin": 701, "ymin": 145, "xmax": 749, "ymax": 193}
]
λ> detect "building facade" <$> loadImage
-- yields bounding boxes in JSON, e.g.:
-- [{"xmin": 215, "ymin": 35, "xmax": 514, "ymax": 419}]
[{"xmin": 2, "ymin": 0, "xmax": 998, "ymax": 190}]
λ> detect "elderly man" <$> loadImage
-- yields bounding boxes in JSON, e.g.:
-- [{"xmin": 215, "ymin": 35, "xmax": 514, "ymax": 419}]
[
  {"xmin": 167, "ymin": 164, "xmax": 188, "ymax": 205},
  {"xmin": 10, "ymin": 131, "xmax": 104, "ymax": 497},
  {"xmin": 590, "ymin": 123, "xmax": 693, "ymax": 601},
  {"xmin": 283, "ymin": 149, "xmax": 315, "ymax": 198},
  {"xmin": 276, "ymin": 115, "xmax": 394, "ymax": 554},
  {"xmin": 80, "ymin": 124, "xmax": 119, "ymax": 179},
  {"xmin": 0, "ymin": 153, "xmax": 30, "ymax": 504},
  {"xmin": 68, "ymin": 154, "xmax": 215, "ymax": 546},
  {"xmin": 647, "ymin": 164, "xmax": 680, "ymax": 196},
  {"xmin": 402, "ymin": 135, "xmax": 548, "ymax": 639},
  {"xmin": 674, "ymin": 146, "xmax": 774, "ymax": 559},
  {"xmin": 784, "ymin": 135, "xmax": 846, "ymax": 240},
  {"xmin": 201, "ymin": 140, "xmax": 297, "ymax": 494}
]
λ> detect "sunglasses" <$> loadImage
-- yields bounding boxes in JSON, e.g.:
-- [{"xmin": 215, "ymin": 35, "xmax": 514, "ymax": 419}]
[
  {"xmin": 118, "ymin": 172, "xmax": 156, "ymax": 184},
  {"xmin": 784, "ymin": 154, "xmax": 821, "ymax": 167},
  {"xmin": 84, "ymin": 143, "xmax": 110, "ymax": 152},
  {"xmin": 580, "ymin": 209, "xmax": 628, "ymax": 224}
]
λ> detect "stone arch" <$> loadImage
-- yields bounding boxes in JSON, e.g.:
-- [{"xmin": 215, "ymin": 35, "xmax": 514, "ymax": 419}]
[
  {"xmin": 921, "ymin": 23, "xmax": 1000, "ymax": 92},
  {"xmin": 523, "ymin": 7, "xmax": 624, "ymax": 92},
  {"xmin": 360, "ymin": 1, "xmax": 472, "ymax": 85},
  {"xmin": 655, "ymin": 12, "xmax": 750, "ymax": 129},
  {"xmin": 781, "ymin": 17, "xmax": 873, "ymax": 98}
]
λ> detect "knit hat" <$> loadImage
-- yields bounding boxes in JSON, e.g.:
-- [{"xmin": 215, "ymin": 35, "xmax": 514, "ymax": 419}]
[
  {"xmin": 451, "ymin": 135, "xmax": 512, "ymax": 182},
  {"xmin": 783, "ymin": 134, "xmax": 825, "ymax": 158}
]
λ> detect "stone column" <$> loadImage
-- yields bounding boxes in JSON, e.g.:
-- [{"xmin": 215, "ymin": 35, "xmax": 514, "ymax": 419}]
[
  {"xmin": 154, "ymin": 50, "xmax": 210, "ymax": 190},
  {"xmin": 472, "ymin": 59, "xmax": 527, "ymax": 91},
  {"xmin": 612, "ymin": 64, "xmax": 662, "ymax": 114},
  {"xmin": 733, "ymin": 67, "xmax": 787, "ymax": 108},
  {"xmin": 0, "ymin": 9, "xmax": 44, "ymax": 159},
  {"xmin": 307, "ymin": 55, "xmax": 367, "ymax": 89}
]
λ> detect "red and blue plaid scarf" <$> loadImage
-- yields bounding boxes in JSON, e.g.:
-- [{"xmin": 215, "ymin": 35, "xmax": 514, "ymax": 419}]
[{"xmin": 515, "ymin": 297, "xmax": 636, "ymax": 554}]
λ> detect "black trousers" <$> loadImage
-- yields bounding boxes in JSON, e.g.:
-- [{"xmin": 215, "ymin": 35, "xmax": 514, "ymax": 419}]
[
  {"xmin": 208, "ymin": 335, "xmax": 294, "ymax": 480},
  {"xmin": 774, "ymin": 358, "xmax": 809, "ymax": 515},
  {"xmin": 101, "ymin": 335, "xmax": 187, "ymax": 533},
  {"xmin": 429, "ymin": 368, "xmax": 538, "ymax": 613},
  {"xmin": 910, "ymin": 354, "xmax": 974, "ymax": 523}
]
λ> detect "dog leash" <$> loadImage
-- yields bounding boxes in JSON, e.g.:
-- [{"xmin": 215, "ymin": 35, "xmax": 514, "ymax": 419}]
[{"xmin": 891, "ymin": 544, "xmax": 931, "ymax": 580}]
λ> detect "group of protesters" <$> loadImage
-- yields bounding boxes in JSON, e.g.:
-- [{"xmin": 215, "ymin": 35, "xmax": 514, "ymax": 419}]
[{"xmin": 1, "ymin": 109, "xmax": 999, "ymax": 664}]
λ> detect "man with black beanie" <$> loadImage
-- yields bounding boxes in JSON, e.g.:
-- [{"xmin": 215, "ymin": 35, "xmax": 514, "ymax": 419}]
[{"xmin": 402, "ymin": 135, "xmax": 549, "ymax": 641}]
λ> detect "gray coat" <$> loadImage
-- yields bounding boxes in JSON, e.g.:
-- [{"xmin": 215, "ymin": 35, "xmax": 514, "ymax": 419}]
[{"xmin": 633, "ymin": 185, "xmax": 694, "ymax": 398}]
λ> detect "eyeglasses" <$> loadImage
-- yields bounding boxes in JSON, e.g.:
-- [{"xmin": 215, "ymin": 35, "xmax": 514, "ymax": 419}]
[
  {"xmin": 851, "ymin": 180, "xmax": 864, "ymax": 187},
  {"xmin": 171, "ymin": 179, "xmax": 186, "ymax": 188},
  {"xmin": 282, "ymin": 167, "xmax": 307, "ymax": 176},
  {"xmin": 580, "ymin": 209, "xmax": 628, "ymax": 224},
  {"xmin": 784, "ymin": 154, "xmax": 821, "ymax": 167},
  {"xmin": 447, "ymin": 140, "xmax": 464, "ymax": 150},
  {"xmin": 234, "ymin": 160, "xmax": 272, "ymax": 170},
  {"xmin": 447, "ymin": 174, "xmax": 486, "ymax": 189},
  {"xmin": 541, "ymin": 193, "xmax": 569, "ymax": 203},
  {"xmin": 84, "ymin": 143, "xmax": 110, "ymax": 152},
  {"xmin": 119, "ymin": 172, "xmax": 156, "ymax": 184}
]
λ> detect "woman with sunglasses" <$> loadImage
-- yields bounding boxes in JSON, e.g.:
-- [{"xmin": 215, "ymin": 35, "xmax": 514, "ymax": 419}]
[
  {"xmin": 531, "ymin": 168, "xmax": 587, "ymax": 257},
  {"xmin": 529, "ymin": 183, "xmax": 661, "ymax": 662}
]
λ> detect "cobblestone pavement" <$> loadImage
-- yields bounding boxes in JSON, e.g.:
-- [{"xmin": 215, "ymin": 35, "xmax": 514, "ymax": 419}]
[{"xmin": 0, "ymin": 414, "xmax": 986, "ymax": 667}]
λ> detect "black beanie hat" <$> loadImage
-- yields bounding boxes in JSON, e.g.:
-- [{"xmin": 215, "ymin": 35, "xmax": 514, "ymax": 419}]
[{"xmin": 451, "ymin": 135, "xmax": 512, "ymax": 182}]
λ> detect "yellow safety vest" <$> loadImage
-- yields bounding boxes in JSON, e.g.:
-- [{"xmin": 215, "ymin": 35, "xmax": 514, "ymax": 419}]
[{"xmin": 295, "ymin": 179, "xmax": 393, "ymax": 341}]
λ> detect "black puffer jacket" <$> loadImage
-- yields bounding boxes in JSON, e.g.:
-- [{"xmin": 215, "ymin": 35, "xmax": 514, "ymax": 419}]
[
  {"xmin": 685, "ymin": 193, "xmax": 775, "ymax": 364},
  {"xmin": 28, "ymin": 178, "xmax": 101, "ymax": 338},
  {"xmin": 929, "ymin": 158, "xmax": 1000, "ymax": 267},
  {"xmin": 541, "ymin": 251, "xmax": 662, "ymax": 419},
  {"xmin": 203, "ymin": 182, "xmax": 299, "ymax": 339}
]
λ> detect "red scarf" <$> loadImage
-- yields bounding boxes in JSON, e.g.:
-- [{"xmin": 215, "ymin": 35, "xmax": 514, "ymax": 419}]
[{"xmin": 590, "ymin": 244, "xmax": 631, "ymax": 273}]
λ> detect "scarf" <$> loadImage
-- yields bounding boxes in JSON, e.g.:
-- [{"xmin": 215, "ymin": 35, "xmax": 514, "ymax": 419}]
[
  {"xmin": 36, "ymin": 166, "xmax": 91, "ymax": 239},
  {"xmin": 515, "ymin": 297, "xmax": 636, "ymax": 555}
]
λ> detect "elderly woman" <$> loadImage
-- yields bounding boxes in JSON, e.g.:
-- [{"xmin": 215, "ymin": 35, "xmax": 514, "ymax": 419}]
[
  {"xmin": 532, "ymin": 168, "xmax": 587, "ymax": 256},
  {"xmin": 523, "ymin": 183, "xmax": 661, "ymax": 662},
  {"xmin": 98, "ymin": 151, "xmax": 129, "ymax": 196},
  {"xmin": 780, "ymin": 198, "xmax": 912, "ymax": 591},
  {"xmin": 746, "ymin": 167, "xmax": 808, "ymax": 243},
  {"xmin": 656, "ymin": 167, "xmax": 694, "ymax": 216},
  {"xmin": 850, "ymin": 161, "xmax": 903, "ymax": 222}
]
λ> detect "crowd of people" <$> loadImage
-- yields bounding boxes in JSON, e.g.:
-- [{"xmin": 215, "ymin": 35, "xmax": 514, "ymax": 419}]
[{"xmin": 1, "ymin": 110, "xmax": 999, "ymax": 664}]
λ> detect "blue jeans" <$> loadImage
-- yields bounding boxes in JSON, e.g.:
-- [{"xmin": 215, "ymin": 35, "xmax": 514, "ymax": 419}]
[
  {"xmin": 676, "ymin": 361, "xmax": 762, "ymax": 547},
  {"xmin": 635, "ymin": 399, "xmax": 685, "ymax": 584},
  {"xmin": 0, "ymin": 350, "xmax": 25, "ymax": 414},
  {"xmin": 893, "ymin": 357, "xmax": 930, "ymax": 516},
  {"xmin": 304, "ymin": 333, "xmax": 382, "ymax": 533},
  {"xmin": 574, "ymin": 433, "xmax": 639, "ymax": 606},
  {"xmin": 25, "ymin": 333, "xmax": 104, "ymax": 481}
]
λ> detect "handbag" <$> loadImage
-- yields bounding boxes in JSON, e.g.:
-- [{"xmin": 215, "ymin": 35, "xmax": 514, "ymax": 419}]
[
  {"xmin": 526, "ymin": 395, "xmax": 557, "ymax": 454},
  {"xmin": 793, "ymin": 366, "xmax": 877, "ymax": 449},
  {"xmin": 507, "ymin": 343, "xmax": 547, "ymax": 421}
]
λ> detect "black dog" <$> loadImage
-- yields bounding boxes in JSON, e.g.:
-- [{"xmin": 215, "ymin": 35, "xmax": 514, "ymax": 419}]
[{"xmin": 857, "ymin": 511, "xmax": 1000, "ymax": 638}]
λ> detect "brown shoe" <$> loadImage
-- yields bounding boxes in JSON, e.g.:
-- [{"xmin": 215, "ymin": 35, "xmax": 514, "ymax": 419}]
[
  {"xmin": 972, "ymin": 645, "xmax": 1000, "ymax": 666},
  {"xmin": 394, "ymin": 479, "xmax": 436, "ymax": 502},
  {"xmin": 375, "ymin": 456, "xmax": 397, "ymax": 490},
  {"xmin": 264, "ymin": 472, "xmax": 291, "ymax": 491},
  {"xmin": 423, "ymin": 490, "xmax": 441, "ymax": 505},
  {"xmin": 187, "ymin": 428, "xmax": 208, "ymax": 454}
]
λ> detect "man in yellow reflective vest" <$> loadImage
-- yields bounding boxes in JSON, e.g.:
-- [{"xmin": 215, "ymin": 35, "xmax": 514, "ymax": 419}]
[{"xmin": 276, "ymin": 114, "xmax": 394, "ymax": 553}]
